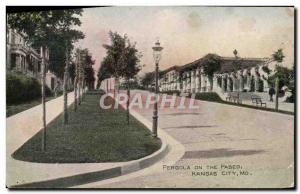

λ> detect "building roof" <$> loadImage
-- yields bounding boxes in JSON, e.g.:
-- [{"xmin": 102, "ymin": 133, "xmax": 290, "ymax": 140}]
[
  {"xmin": 217, "ymin": 57, "xmax": 270, "ymax": 73},
  {"xmin": 160, "ymin": 65, "xmax": 180, "ymax": 74},
  {"xmin": 160, "ymin": 54, "xmax": 270, "ymax": 75}
]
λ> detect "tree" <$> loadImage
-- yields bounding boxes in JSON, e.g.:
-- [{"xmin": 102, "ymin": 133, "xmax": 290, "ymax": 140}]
[
  {"xmin": 272, "ymin": 48, "xmax": 285, "ymax": 63},
  {"xmin": 83, "ymin": 51, "xmax": 96, "ymax": 90},
  {"xmin": 7, "ymin": 9, "xmax": 84, "ymax": 150},
  {"xmin": 100, "ymin": 31, "xmax": 142, "ymax": 124},
  {"xmin": 7, "ymin": 10, "xmax": 84, "ymax": 78},
  {"xmin": 202, "ymin": 54, "xmax": 221, "ymax": 91},
  {"xmin": 119, "ymin": 40, "xmax": 142, "ymax": 124},
  {"xmin": 233, "ymin": 49, "xmax": 238, "ymax": 58},
  {"xmin": 85, "ymin": 67, "xmax": 96, "ymax": 90},
  {"xmin": 97, "ymin": 61, "xmax": 111, "ymax": 90},
  {"xmin": 63, "ymin": 47, "xmax": 69, "ymax": 124},
  {"xmin": 141, "ymin": 72, "xmax": 155, "ymax": 90},
  {"xmin": 271, "ymin": 49, "xmax": 285, "ymax": 111},
  {"xmin": 102, "ymin": 31, "xmax": 129, "ymax": 96}
]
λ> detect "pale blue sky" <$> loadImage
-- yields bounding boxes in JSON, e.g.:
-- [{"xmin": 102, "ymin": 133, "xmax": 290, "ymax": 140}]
[{"xmin": 76, "ymin": 6, "xmax": 294, "ymax": 74}]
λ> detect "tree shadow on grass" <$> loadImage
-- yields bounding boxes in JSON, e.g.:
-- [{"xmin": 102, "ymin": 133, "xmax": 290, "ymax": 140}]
[
  {"xmin": 164, "ymin": 125, "xmax": 217, "ymax": 129},
  {"xmin": 162, "ymin": 112, "xmax": 203, "ymax": 116},
  {"xmin": 182, "ymin": 148, "xmax": 265, "ymax": 159}
]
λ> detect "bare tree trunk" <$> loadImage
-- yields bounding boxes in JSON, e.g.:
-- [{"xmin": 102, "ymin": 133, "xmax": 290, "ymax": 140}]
[
  {"xmin": 41, "ymin": 46, "xmax": 46, "ymax": 151},
  {"xmin": 81, "ymin": 79, "xmax": 84, "ymax": 101},
  {"xmin": 82, "ymin": 79, "xmax": 85, "ymax": 101},
  {"xmin": 275, "ymin": 77, "xmax": 279, "ymax": 111},
  {"xmin": 78, "ymin": 78, "xmax": 81, "ymax": 105},
  {"xmin": 106, "ymin": 79, "xmax": 108, "ymax": 93},
  {"xmin": 115, "ymin": 77, "xmax": 119, "ymax": 95},
  {"xmin": 127, "ymin": 79, "xmax": 130, "ymax": 125},
  {"xmin": 113, "ymin": 77, "xmax": 116, "ymax": 98},
  {"xmin": 74, "ymin": 52, "xmax": 78, "ymax": 111},
  {"xmin": 63, "ymin": 47, "xmax": 69, "ymax": 124}
]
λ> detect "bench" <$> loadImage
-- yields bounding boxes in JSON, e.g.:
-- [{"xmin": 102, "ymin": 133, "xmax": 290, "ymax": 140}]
[
  {"xmin": 226, "ymin": 93, "xmax": 242, "ymax": 104},
  {"xmin": 251, "ymin": 96, "xmax": 267, "ymax": 108}
]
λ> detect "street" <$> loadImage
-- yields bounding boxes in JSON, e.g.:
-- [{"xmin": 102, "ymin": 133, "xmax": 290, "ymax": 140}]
[{"xmin": 77, "ymin": 89, "xmax": 294, "ymax": 188}]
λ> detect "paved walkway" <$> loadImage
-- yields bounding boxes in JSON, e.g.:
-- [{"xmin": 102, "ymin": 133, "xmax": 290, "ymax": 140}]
[
  {"xmin": 6, "ymin": 91, "xmax": 183, "ymax": 188},
  {"xmin": 242, "ymin": 99, "xmax": 294, "ymax": 112},
  {"xmin": 79, "ymin": 90, "xmax": 294, "ymax": 188},
  {"xmin": 6, "ymin": 92, "xmax": 124, "ymax": 187}
]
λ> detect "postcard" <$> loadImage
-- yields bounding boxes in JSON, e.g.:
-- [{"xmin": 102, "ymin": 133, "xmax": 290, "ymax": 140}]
[{"xmin": 6, "ymin": 6, "xmax": 295, "ymax": 189}]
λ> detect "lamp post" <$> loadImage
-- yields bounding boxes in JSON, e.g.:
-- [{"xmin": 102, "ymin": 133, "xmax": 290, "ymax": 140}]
[{"xmin": 152, "ymin": 40, "xmax": 163, "ymax": 138}]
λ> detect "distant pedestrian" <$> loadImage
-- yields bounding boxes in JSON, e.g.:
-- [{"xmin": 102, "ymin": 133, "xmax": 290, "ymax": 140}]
[{"xmin": 269, "ymin": 87, "xmax": 275, "ymax": 102}]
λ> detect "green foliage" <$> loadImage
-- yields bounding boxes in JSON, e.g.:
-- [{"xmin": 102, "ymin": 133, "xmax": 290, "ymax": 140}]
[
  {"xmin": 262, "ymin": 66, "xmax": 271, "ymax": 75},
  {"xmin": 101, "ymin": 31, "xmax": 127, "ymax": 78},
  {"xmin": 80, "ymin": 49, "xmax": 96, "ymax": 89},
  {"xmin": 97, "ymin": 61, "xmax": 111, "ymax": 87},
  {"xmin": 98, "ymin": 31, "xmax": 142, "ymax": 87},
  {"xmin": 272, "ymin": 49, "xmax": 285, "ymax": 63},
  {"xmin": 286, "ymin": 88, "xmax": 295, "ymax": 103},
  {"xmin": 119, "ymin": 79, "xmax": 142, "ymax": 89},
  {"xmin": 6, "ymin": 72, "xmax": 52, "ymax": 105},
  {"xmin": 68, "ymin": 61, "xmax": 76, "ymax": 83},
  {"xmin": 141, "ymin": 72, "xmax": 155, "ymax": 89},
  {"xmin": 202, "ymin": 54, "xmax": 221, "ymax": 77},
  {"xmin": 195, "ymin": 92, "xmax": 223, "ymax": 102},
  {"xmin": 85, "ymin": 67, "xmax": 95, "ymax": 89},
  {"xmin": 268, "ymin": 65, "xmax": 293, "ymax": 89},
  {"xmin": 7, "ymin": 9, "xmax": 85, "ymax": 78}
]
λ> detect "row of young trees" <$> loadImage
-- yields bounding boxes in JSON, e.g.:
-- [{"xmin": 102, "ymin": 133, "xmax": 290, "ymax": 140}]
[
  {"xmin": 97, "ymin": 31, "xmax": 142, "ymax": 124},
  {"xmin": 8, "ymin": 9, "xmax": 95, "ymax": 151}
]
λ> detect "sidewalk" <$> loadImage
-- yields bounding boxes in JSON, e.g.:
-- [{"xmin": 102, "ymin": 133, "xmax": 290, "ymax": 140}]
[
  {"xmin": 6, "ymin": 91, "xmax": 174, "ymax": 188},
  {"xmin": 242, "ymin": 99, "xmax": 294, "ymax": 112}
]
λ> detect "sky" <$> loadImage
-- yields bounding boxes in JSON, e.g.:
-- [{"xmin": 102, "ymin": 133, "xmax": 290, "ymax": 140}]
[{"xmin": 76, "ymin": 6, "xmax": 294, "ymax": 76}]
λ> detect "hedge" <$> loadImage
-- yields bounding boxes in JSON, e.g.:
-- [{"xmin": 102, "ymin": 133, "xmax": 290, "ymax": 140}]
[
  {"xmin": 194, "ymin": 92, "xmax": 223, "ymax": 102},
  {"xmin": 7, "ymin": 72, "xmax": 52, "ymax": 105}
]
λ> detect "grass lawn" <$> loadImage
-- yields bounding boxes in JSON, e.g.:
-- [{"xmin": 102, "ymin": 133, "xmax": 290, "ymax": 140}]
[
  {"xmin": 6, "ymin": 96, "xmax": 56, "ymax": 117},
  {"xmin": 12, "ymin": 91, "xmax": 161, "ymax": 163}
]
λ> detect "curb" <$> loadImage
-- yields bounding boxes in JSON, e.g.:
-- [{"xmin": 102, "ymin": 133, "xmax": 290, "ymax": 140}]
[
  {"xmin": 11, "ymin": 142, "xmax": 168, "ymax": 189},
  {"xmin": 10, "ymin": 93, "xmax": 169, "ymax": 189}
]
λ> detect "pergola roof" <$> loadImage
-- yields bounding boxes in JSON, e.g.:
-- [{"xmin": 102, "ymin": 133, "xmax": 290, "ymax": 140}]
[{"xmin": 160, "ymin": 54, "xmax": 270, "ymax": 75}]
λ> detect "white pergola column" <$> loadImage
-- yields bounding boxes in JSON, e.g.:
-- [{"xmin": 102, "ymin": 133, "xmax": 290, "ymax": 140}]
[
  {"xmin": 227, "ymin": 75, "xmax": 231, "ymax": 92},
  {"xmin": 254, "ymin": 69, "xmax": 260, "ymax": 92},
  {"xmin": 200, "ymin": 69, "xmax": 206, "ymax": 92},
  {"xmin": 238, "ymin": 70, "xmax": 244, "ymax": 92},
  {"xmin": 182, "ymin": 74, "xmax": 186, "ymax": 92},
  {"xmin": 188, "ymin": 71, "xmax": 192, "ymax": 92},
  {"xmin": 231, "ymin": 73, "xmax": 236, "ymax": 92},
  {"xmin": 195, "ymin": 68, "xmax": 200, "ymax": 92},
  {"xmin": 191, "ymin": 70, "xmax": 195, "ymax": 93},
  {"xmin": 221, "ymin": 74, "xmax": 226, "ymax": 92}
]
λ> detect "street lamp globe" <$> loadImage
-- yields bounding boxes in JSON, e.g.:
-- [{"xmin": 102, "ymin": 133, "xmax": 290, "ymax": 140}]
[{"xmin": 152, "ymin": 40, "xmax": 163, "ymax": 64}]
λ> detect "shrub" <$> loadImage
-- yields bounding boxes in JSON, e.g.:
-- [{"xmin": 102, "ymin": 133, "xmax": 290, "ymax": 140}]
[
  {"xmin": 6, "ymin": 72, "xmax": 52, "ymax": 105},
  {"xmin": 195, "ymin": 92, "xmax": 223, "ymax": 102},
  {"xmin": 286, "ymin": 88, "xmax": 295, "ymax": 103}
]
